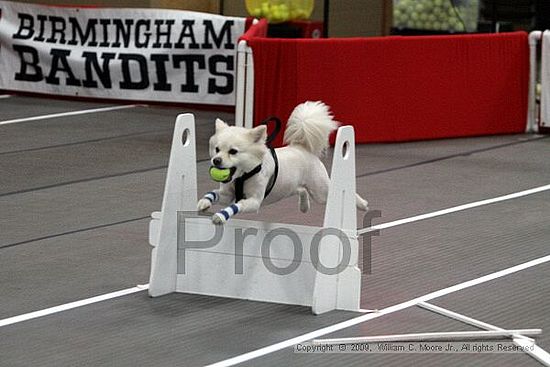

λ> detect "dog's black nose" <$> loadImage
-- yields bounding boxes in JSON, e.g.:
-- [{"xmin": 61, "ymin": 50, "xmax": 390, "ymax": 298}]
[{"xmin": 212, "ymin": 157, "xmax": 222, "ymax": 167}]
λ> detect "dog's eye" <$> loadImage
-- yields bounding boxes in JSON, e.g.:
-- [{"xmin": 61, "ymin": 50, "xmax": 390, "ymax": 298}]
[
  {"xmin": 228, "ymin": 149, "xmax": 238, "ymax": 155},
  {"xmin": 215, "ymin": 147, "xmax": 220, "ymax": 153}
]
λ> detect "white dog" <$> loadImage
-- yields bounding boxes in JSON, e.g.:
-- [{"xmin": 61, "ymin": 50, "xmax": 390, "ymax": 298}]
[{"xmin": 197, "ymin": 101, "xmax": 368, "ymax": 224}]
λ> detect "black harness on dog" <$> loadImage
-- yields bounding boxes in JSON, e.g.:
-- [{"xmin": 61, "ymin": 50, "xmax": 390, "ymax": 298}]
[{"xmin": 234, "ymin": 117, "xmax": 281, "ymax": 202}]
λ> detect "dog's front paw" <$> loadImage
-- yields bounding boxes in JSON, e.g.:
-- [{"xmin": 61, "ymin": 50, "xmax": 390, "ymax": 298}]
[
  {"xmin": 197, "ymin": 198, "xmax": 212, "ymax": 211},
  {"xmin": 212, "ymin": 212, "xmax": 227, "ymax": 224},
  {"xmin": 356, "ymin": 194, "xmax": 369, "ymax": 211}
]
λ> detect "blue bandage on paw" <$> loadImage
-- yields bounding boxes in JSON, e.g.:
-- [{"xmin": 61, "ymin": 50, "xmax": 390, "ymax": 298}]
[
  {"xmin": 219, "ymin": 204, "xmax": 239, "ymax": 221},
  {"xmin": 204, "ymin": 191, "xmax": 218, "ymax": 202},
  {"xmin": 220, "ymin": 210, "xmax": 230, "ymax": 220}
]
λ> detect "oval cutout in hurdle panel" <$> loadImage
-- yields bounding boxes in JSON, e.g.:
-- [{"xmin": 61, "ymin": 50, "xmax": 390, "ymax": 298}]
[
  {"xmin": 181, "ymin": 128, "xmax": 191, "ymax": 147},
  {"xmin": 342, "ymin": 140, "xmax": 350, "ymax": 160}
]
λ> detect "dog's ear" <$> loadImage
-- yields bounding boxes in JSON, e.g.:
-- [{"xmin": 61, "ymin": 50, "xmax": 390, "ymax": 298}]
[
  {"xmin": 215, "ymin": 118, "xmax": 228, "ymax": 132},
  {"xmin": 249, "ymin": 125, "xmax": 267, "ymax": 143}
]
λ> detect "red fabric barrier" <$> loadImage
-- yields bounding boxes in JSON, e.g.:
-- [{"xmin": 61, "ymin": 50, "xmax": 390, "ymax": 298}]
[{"xmin": 248, "ymin": 32, "xmax": 529, "ymax": 144}]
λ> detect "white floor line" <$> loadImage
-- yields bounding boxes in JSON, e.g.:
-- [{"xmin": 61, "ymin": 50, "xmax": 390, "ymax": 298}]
[
  {"xmin": 0, "ymin": 104, "xmax": 143, "ymax": 126},
  {"xmin": 0, "ymin": 95, "xmax": 12, "ymax": 99},
  {"xmin": 358, "ymin": 184, "xmax": 550, "ymax": 235},
  {"xmin": 516, "ymin": 337, "xmax": 550, "ymax": 367},
  {"xmin": 418, "ymin": 302, "xmax": 550, "ymax": 367},
  {"xmin": 206, "ymin": 254, "xmax": 550, "ymax": 367},
  {"xmin": 0, "ymin": 285, "xmax": 148, "ymax": 328}
]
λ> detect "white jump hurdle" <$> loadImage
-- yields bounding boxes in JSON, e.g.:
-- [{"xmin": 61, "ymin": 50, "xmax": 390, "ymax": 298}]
[{"xmin": 148, "ymin": 114, "xmax": 362, "ymax": 315}]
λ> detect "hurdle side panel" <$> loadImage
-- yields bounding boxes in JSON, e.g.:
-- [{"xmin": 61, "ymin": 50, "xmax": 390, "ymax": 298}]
[
  {"xmin": 312, "ymin": 126, "xmax": 361, "ymax": 315},
  {"xmin": 541, "ymin": 31, "xmax": 550, "ymax": 129},
  {"xmin": 149, "ymin": 114, "xmax": 198, "ymax": 297}
]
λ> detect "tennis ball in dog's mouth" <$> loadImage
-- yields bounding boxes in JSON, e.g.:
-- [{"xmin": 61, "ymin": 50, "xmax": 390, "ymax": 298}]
[{"xmin": 209, "ymin": 167, "xmax": 232, "ymax": 182}]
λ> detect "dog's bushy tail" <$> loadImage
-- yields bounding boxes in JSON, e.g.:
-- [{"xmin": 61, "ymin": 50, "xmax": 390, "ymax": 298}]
[{"xmin": 283, "ymin": 101, "xmax": 338, "ymax": 157}]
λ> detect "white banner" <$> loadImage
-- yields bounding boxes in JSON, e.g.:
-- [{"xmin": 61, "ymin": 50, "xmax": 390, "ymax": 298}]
[{"xmin": 0, "ymin": 1, "xmax": 245, "ymax": 105}]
